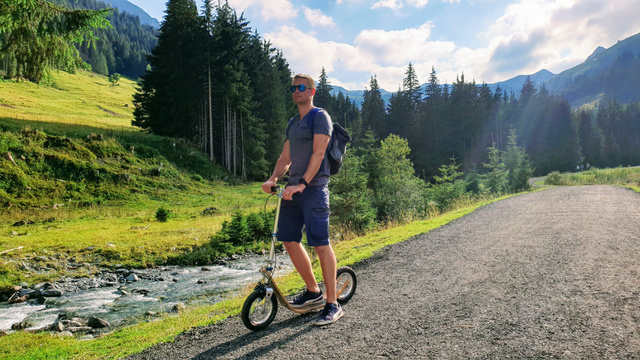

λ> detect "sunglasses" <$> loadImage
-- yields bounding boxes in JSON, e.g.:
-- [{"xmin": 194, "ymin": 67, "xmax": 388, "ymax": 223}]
[{"xmin": 289, "ymin": 84, "xmax": 308, "ymax": 93}]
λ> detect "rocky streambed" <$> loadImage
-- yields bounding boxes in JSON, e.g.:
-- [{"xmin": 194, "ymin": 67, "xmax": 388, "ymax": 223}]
[{"xmin": 0, "ymin": 254, "xmax": 293, "ymax": 340}]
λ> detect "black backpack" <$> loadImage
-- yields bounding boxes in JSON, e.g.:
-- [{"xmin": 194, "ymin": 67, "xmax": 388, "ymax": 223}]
[{"xmin": 286, "ymin": 107, "xmax": 351, "ymax": 175}]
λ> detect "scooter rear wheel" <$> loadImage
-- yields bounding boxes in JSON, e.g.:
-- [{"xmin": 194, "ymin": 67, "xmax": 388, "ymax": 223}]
[
  {"xmin": 242, "ymin": 288, "xmax": 278, "ymax": 331},
  {"xmin": 336, "ymin": 266, "xmax": 357, "ymax": 304}
]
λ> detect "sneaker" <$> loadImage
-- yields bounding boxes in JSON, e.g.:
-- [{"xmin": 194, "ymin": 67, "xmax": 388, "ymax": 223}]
[
  {"xmin": 289, "ymin": 290, "xmax": 324, "ymax": 310},
  {"xmin": 314, "ymin": 303, "xmax": 344, "ymax": 326}
]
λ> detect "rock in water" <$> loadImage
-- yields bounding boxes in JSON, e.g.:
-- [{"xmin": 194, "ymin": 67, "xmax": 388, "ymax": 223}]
[{"xmin": 88, "ymin": 316, "xmax": 110, "ymax": 329}]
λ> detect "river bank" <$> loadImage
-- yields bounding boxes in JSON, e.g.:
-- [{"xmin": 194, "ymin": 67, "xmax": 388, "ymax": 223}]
[{"xmin": 0, "ymin": 253, "xmax": 293, "ymax": 339}]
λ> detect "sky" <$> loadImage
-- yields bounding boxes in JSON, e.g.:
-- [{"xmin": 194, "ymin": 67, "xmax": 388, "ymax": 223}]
[{"xmin": 126, "ymin": 0, "xmax": 640, "ymax": 91}]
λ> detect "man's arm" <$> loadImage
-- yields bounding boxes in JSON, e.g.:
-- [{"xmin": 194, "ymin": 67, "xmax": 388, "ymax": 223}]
[{"xmin": 262, "ymin": 140, "xmax": 291, "ymax": 193}]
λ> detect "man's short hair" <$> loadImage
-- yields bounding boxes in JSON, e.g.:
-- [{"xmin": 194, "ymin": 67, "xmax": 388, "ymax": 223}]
[{"xmin": 292, "ymin": 74, "xmax": 316, "ymax": 90}]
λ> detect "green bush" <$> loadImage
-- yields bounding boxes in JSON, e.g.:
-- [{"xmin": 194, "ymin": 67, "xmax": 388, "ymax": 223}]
[
  {"xmin": 212, "ymin": 210, "xmax": 271, "ymax": 246},
  {"xmin": 425, "ymin": 158, "xmax": 467, "ymax": 212},
  {"xmin": 155, "ymin": 206, "xmax": 170, "ymax": 222},
  {"xmin": 329, "ymin": 152, "xmax": 377, "ymax": 233},
  {"xmin": 545, "ymin": 171, "xmax": 565, "ymax": 185}
]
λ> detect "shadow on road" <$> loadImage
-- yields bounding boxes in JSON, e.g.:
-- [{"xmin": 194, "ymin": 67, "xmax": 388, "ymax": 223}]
[{"xmin": 191, "ymin": 313, "xmax": 316, "ymax": 360}]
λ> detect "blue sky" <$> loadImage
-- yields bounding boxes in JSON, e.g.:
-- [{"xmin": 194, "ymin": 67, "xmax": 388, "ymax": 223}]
[{"xmin": 127, "ymin": 0, "xmax": 640, "ymax": 91}]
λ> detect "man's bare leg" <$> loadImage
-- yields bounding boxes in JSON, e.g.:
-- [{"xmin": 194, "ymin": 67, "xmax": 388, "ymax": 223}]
[
  {"xmin": 315, "ymin": 244, "xmax": 337, "ymax": 304},
  {"xmin": 283, "ymin": 241, "xmax": 320, "ymax": 293}
]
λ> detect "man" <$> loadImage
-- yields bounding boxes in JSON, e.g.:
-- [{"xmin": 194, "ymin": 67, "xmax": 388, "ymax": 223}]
[{"xmin": 261, "ymin": 74, "xmax": 343, "ymax": 326}]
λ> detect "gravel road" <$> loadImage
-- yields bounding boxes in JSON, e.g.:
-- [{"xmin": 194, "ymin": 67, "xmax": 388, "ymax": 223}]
[{"xmin": 125, "ymin": 185, "xmax": 640, "ymax": 359}]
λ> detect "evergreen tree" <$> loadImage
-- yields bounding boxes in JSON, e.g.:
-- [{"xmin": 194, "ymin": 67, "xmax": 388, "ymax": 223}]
[
  {"xmin": 372, "ymin": 134, "xmax": 424, "ymax": 222},
  {"xmin": 360, "ymin": 75, "xmax": 388, "ymax": 140},
  {"xmin": 503, "ymin": 128, "xmax": 533, "ymax": 192},
  {"xmin": 329, "ymin": 152, "xmax": 377, "ymax": 233},
  {"xmin": 403, "ymin": 62, "xmax": 422, "ymax": 109},
  {"xmin": 133, "ymin": 0, "xmax": 207, "ymax": 139},
  {"xmin": 482, "ymin": 143, "xmax": 508, "ymax": 194},
  {"xmin": 0, "ymin": 0, "xmax": 110, "ymax": 82},
  {"xmin": 315, "ymin": 67, "xmax": 333, "ymax": 109}
]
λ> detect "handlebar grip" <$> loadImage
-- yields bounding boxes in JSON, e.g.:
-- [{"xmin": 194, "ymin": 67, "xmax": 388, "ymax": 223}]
[{"xmin": 270, "ymin": 186, "xmax": 277, "ymax": 192}]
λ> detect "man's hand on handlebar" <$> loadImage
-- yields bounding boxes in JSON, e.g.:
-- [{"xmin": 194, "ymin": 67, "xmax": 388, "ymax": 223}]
[
  {"xmin": 261, "ymin": 179, "xmax": 277, "ymax": 194},
  {"xmin": 282, "ymin": 184, "xmax": 305, "ymax": 200}
]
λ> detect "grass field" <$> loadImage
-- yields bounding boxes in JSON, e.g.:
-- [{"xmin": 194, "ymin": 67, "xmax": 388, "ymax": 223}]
[
  {"xmin": 0, "ymin": 70, "xmax": 266, "ymax": 288},
  {"xmin": 544, "ymin": 167, "xmax": 640, "ymax": 188},
  {"xmin": 0, "ymin": 69, "xmax": 135, "ymax": 131}
]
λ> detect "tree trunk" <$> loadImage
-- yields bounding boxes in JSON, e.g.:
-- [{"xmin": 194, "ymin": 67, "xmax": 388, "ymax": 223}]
[{"xmin": 208, "ymin": 67, "xmax": 214, "ymax": 162}]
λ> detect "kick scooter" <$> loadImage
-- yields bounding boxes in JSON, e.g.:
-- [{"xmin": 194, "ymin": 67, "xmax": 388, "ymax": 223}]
[{"xmin": 241, "ymin": 185, "xmax": 357, "ymax": 331}]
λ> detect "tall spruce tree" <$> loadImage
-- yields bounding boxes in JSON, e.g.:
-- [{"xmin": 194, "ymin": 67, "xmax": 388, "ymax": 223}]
[
  {"xmin": 315, "ymin": 67, "xmax": 333, "ymax": 109},
  {"xmin": 133, "ymin": 0, "xmax": 207, "ymax": 138},
  {"xmin": 360, "ymin": 75, "xmax": 387, "ymax": 139}
]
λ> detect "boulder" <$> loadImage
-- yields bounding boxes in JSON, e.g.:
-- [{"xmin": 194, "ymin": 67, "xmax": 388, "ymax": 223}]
[
  {"xmin": 172, "ymin": 303, "xmax": 186, "ymax": 312},
  {"xmin": 125, "ymin": 274, "xmax": 139, "ymax": 282},
  {"xmin": 50, "ymin": 322, "xmax": 65, "ymax": 332},
  {"xmin": 40, "ymin": 290, "xmax": 63, "ymax": 297},
  {"xmin": 88, "ymin": 316, "xmax": 110, "ymax": 329}
]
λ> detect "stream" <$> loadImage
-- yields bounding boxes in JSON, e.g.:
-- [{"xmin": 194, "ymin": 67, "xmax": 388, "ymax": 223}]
[{"xmin": 0, "ymin": 254, "xmax": 293, "ymax": 334}]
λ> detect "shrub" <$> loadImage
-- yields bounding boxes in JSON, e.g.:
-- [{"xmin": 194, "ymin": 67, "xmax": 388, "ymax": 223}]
[
  {"xmin": 155, "ymin": 206, "xmax": 170, "ymax": 222},
  {"xmin": 545, "ymin": 171, "xmax": 565, "ymax": 185},
  {"xmin": 212, "ymin": 210, "xmax": 271, "ymax": 246},
  {"xmin": 329, "ymin": 152, "xmax": 377, "ymax": 233}
]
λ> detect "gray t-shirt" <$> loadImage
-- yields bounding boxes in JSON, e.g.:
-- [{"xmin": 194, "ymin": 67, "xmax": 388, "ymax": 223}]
[{"xmin": 285, "ymin": 108, "xmax": 333, "ymax": 187}]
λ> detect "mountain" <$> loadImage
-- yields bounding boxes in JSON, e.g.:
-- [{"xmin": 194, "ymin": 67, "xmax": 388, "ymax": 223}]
[
  {"xmin": 331, "ymin": 85, "xmax": 392, "ymax": 108},
  {"xmin": 542, "ymin": 32, "xmax": 640, "ymax": 108},
  {"xmin": 334, "ymin": 31, "xmax": 640, "ymax": 109},
  {"xmin": 490, "ymin": 69, "xmax": 556, "ymax": 94},
  {"xmin": 102, "ymin": 0, "xmax": 160, "ymax": 28}
]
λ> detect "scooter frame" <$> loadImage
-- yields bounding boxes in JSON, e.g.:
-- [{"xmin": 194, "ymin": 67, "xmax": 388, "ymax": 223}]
[{"xmin": 241, "ymin": 185, "xmax": 357, "ymax": 331}]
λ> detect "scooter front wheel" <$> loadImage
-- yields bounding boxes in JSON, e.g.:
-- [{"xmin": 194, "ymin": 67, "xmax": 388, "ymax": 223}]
[
  {"xmin": 336, "ymin": 266, "xmax": 357, "ymax": 304},
  {"xmin": 242, "ymin": 288, "xmax": 278, "ymax": 331}
]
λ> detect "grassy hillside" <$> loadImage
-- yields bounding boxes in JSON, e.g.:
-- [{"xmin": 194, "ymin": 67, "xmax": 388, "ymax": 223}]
[{"xmin": 0, "ymin": 70, "xmax": 265, "ymax": 288}]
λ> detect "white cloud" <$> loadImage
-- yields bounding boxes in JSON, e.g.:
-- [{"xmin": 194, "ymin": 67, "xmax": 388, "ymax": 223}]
[
  {"xmin": 244, "ymin": 0, "xmax": 640, "ymax": 90},
  {"xmin": 228, "ymin": 0, "xmax": 297, "ymax": 21},
  {"xmin": 479, "ymin": 0, "xmax": 640, "ymax": 82},
  {"xmin": 303, "ymin": 7, "xmax": 337, "ymax": 29},
  {"xmin": 407, "ymin": 0, "xmax": 429, "ymax": 7},
  {"xmin": 355, "ymin": 22, "xmax": 455, "ymax": 66},
  {"xmin": 372, "ymin": 0, "xmax": 431, "ymax": 10},
  {"xmin": 372, "ymin": 0, "xmax": 404, "ymax": 10}
]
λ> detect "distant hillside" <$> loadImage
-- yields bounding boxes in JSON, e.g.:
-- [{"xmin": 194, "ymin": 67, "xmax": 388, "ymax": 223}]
[
  {"xmin": 102, "ymin": 0, "xmax": 160, "ymax": 28},
  {"xmin": 53, "ymin": 0, "xmax": 158, "ymax": 78},
  {"xmin": 543, "ymin": 32, "xmax": 640, "ymax": 108},
  {"xmin": 331, "ymin": 85, "xmax": 392, "ymax": 108},
  {"xmin": 490, "ymin": 69, "xmax": 556, "ymax": 94}
]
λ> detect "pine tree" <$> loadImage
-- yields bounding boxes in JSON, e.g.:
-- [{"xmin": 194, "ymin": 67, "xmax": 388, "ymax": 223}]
[
  {"xmin": 133, "ymin": 0, "xmax": 207, "ymax": 138},
  {"xmin": 503, "ymin": 128, "xmax": 533, "ymax": 192},
  {"xmin": 360, "ymin": 75, "xmax": 388, "ymax": 140},
  {"xmin": 315, "ymin": 67, "xmax": 333, "ymax": 109},
  {"xmin": 403, "ymin": 62, "xmax": 422, "ymax": 109},
  {"xmin": 0, "ymin": 0, "xmax": 110, "ymax": 82}
]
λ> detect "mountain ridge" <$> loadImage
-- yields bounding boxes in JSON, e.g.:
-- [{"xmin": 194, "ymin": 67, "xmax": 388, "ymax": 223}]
[
  {"xmin": 102, "ymin": 0, "xmax": 160, "ymax": 28},
  {"xmin": 332, "ymin": 31, "xmax": 640, "ymax": 109}
]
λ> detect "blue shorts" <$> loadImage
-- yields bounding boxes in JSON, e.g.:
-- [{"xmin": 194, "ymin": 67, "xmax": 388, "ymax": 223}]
[{"xmin": 278, "ymin": 185, "xmax": 330, "ymax": 247}]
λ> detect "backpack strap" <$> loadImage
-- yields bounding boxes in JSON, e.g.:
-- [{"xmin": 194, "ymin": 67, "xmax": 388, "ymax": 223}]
[
  {"xmin": 306, "ymin": 107, "xmax": 322, "ymax": 133},
  {"xmin": 286, "ymin": 107, "xmax": 322, "ymax": 138}
]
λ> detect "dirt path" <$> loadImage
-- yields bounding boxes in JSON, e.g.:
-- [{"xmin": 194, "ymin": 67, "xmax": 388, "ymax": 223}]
[{"xmin": 125, "ymin": 185, "xmax": 640, "ymax": 359}]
